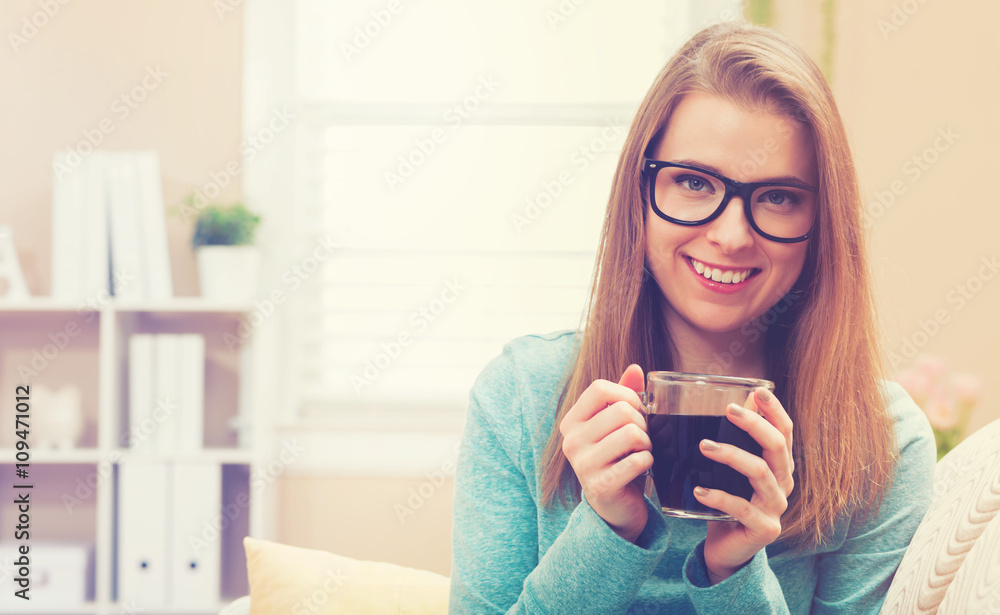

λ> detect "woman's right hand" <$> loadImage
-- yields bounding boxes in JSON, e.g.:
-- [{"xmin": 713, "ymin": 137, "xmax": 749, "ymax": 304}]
[{"xmin": 559, "ymin": 364, "xmax": 653, "ymax": 543}]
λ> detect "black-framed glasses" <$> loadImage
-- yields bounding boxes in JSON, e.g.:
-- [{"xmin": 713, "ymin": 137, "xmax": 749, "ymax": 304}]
[{"xmin": 642, "ymin": 159, "xmax": 818, "ymax": 243}]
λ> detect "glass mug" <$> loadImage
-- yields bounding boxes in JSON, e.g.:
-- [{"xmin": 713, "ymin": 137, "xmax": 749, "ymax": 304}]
[{"xmin": 639, "ymin": 371, "xmax": 775, "ymax": 521}]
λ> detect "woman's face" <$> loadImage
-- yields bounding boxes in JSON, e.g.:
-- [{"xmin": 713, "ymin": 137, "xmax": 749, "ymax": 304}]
[{"xmin": 645, "ymin": 91, "xmax": 817, "ymax": 337}]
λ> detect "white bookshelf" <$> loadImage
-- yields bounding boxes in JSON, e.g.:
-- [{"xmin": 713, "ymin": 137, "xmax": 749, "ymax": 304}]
[{"xmin": 0, "ymin": 299, "xmax": 265, "ymax": 614}]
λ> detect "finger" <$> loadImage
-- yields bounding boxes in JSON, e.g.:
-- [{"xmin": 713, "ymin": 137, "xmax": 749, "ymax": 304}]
[
  {"xmin": 617, "ymin": 363, "xmax": 645, "ymax": 394},
  {"xmin": 564, "ymin": 379, "xmax": 644, "ymax": 425},
  {"xmin": 692, "ymin": 487, "xmax": 782, "ymax": 543},
  {"xmin": 725, "ymin": 403, "xmax": 794, "ymax": 495},
  {"xmin": 589, "ymin": 450, "xmax": 654, "ymax": 495},
  {"xmin": 577, "ymin": 421, "xmax": 652, "ymax": 475},
  {"xmin": 700, "ymin": 438, "xmax": 787, "ymax": 516},
  {"xmin": 580, "ymin": 400, "xmax": 648, "ymax": 443},
  {"xmin": 754, "ymin": 388, "xmax": 793, "ymax": 454}
]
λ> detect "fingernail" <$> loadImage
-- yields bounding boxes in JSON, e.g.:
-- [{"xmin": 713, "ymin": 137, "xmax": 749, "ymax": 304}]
[
  {"xmin": 757, "ymin": 388, "xmax": 773, "ymax": 403},
  {"xmin": 726, "ymin": 403, "xmax": 746, "ymax": 418},
  {"xmin": 693, "ymin": 486, "xmax": 709, "ymax": 497},
  {"xmin": 700, "ymin": 439, "xmax": 720, "ymax": 451}
]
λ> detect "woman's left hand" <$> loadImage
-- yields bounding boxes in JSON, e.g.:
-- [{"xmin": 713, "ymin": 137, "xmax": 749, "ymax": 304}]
[{"xmin": 694, "ymin": 387, "xmax": 796, "ymax": 584}]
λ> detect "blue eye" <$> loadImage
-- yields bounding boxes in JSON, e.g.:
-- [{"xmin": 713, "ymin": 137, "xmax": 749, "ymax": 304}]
[
  {"xmin": 760, "ymin": 190, "xmax": 801, "ymax": 206},
  {"xmin": 676, "ymin": 175, "xmax": 711, "ymax": 192}
]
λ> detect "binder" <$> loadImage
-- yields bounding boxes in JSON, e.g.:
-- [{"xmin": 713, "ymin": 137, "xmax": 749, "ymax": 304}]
[
  {"xmin": 176, "ymin": 335, "xmax": 206, "ymax": 452},
  {"xmin": 107, "ymin": 154, "xmax": 146, "ymax": 301},
  {"xmin": 155, "ymin": 334, "xmax": 179, "ymax": 454},
  {"xmin": 128, "ymin": 334, "xmax": 155, "ymax": 452},
  {"xmin": 83, "ymin": 152, "xmax": 110, "ymax": 300},
  {"xmin": 117, "ymin": 462, "xmax": 169, "ymax": 607},
  {"xmin": 169, "ymin": 462, "xmax": 221, "ymax": 606},
  {"xmin": 135, "ymin": 151, "xmax": 173, "ymax": 300},
  {"xmin": 51, "ymin": 152, "xmax": 88, "ymax": 301}
]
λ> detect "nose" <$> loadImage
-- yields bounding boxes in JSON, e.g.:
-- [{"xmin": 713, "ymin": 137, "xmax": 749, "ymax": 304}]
[{"xmin": 705, "ymin": 196, "xmax": 755, "ymax": 253}]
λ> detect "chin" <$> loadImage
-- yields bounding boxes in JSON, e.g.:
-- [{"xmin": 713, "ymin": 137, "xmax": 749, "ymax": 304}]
[{"xmin": 684, "ymin": 313, "xmax": 749, "ymax": 336}]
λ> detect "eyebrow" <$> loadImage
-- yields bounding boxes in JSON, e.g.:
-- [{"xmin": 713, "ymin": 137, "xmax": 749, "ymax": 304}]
[{"xmin": 671, "ymin": 158, "xmax": 814, "ymax": 187}]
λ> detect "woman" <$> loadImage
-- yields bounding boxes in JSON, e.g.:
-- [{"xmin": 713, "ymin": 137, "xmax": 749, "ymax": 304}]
[{"xmin": 450, "ymin": 21, "xmax": 935, "ymax": 614}]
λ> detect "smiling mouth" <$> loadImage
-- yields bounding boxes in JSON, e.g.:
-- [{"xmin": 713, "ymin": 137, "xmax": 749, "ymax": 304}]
[{"xmin": 685, "ymin": 256, "xmax": 761, "ymax": 285}]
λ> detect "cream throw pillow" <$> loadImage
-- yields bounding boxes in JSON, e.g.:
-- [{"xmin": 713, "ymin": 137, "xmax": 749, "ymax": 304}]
[{"xmin": 244, "ymin": 537, "xmax": 450, "ymax": 615}]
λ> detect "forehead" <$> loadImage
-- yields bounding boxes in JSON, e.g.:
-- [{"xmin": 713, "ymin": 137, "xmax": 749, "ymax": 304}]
[{"xmin": 654, "ymin": 91, "xmax": 818, "ymax": 185}]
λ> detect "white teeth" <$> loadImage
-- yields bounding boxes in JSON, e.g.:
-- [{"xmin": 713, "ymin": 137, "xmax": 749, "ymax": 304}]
[{"xmin": 689, "ymin": 258, "xmax": 753, "ymax": 285}]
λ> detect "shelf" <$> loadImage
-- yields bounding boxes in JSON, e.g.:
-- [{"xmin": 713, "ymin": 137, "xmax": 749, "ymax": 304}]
[
  {"xmin": 0, "ymin": 600, "xmax": 100, "ymax": 615},
  {"xmin": 0, "ymin": 449, "xmax": 254, "ymax": 465},
  {"xmin": 0, "ymin": 298, "xmax": 251, "ymax": 314},
  {"xmin": 0, "ymin": 299, "xmax": 96, "ymax": 313},
  {"xmin": 112, "ymin": 298, "xmax": 252, "ymax": 314},
  {"xmin": 0, "ymin": 297, "xmax": 257, "ymax": 601},
  {"xmin": 0, "ymin": 601, "xmax": 237, "ymax": 615},
  {"xmin": 112, "ymin": 448, "xmax": 255, "ymax": 465},
  {"xmin": 109, "ymin": 601, "xmax": 238, "ymax": 615},
  {"xmin": 0, "ymin": 448, "xmax": 104, "ymax": 464}
]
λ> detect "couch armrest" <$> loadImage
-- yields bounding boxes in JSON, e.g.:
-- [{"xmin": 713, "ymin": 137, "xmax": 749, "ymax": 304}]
[{"xmin": 881, "ymin": 417, "xmax": 1000, "ymax": 614}]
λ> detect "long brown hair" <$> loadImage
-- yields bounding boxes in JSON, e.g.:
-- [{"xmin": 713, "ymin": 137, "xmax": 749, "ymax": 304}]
[{"xmin": 538, "ymin": 22, "xmax": 896, "ymax": 549}]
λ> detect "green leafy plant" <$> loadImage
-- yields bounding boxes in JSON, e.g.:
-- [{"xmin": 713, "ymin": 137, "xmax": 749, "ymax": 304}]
[{"xmin": 192, "ymin": 203, "xmax": 261, "ymax": 248}]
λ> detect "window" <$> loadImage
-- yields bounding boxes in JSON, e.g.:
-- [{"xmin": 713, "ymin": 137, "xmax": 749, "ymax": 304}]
[{"xmin": 246, "ymin": 0, "xmax": 743, "ymax": 424}]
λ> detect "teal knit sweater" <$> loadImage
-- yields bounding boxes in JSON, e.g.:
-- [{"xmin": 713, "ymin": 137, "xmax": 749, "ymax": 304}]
[{"xmin": 449, "ymin": 330, "xmax": 936, "ymax": 614}]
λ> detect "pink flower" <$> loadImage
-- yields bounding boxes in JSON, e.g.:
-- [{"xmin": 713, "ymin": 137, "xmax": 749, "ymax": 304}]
[
  {"xmin": 895, "ymin": 369, "xmax": 929, "ymax": 401},
  {"xmin": 915, "ymin": 355, "xmax": 949, "ymax": 381},
  {"xmin": 924, "ymin": 394, "xmax": 959, "ymax": 431}
]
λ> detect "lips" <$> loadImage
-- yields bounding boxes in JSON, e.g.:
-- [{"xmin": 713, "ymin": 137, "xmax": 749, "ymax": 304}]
[{"xmin": 686, "ymin": 256, "xmax": 760, "ymax": 285}]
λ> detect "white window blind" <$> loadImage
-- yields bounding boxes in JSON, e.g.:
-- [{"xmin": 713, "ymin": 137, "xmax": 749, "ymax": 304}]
[{"xmin": 284, "ymin": 0, "xmax": 738, "ymax": 418}]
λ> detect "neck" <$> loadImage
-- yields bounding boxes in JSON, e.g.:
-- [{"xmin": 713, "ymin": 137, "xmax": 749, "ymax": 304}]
[{"xmin": 664, "ymin": 310, "xmax": 767, "ymax": 380}]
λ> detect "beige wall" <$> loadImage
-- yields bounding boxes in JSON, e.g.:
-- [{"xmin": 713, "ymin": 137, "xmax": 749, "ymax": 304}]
[
  {"xmin": 775, "ymin": 0, "xmax": 1000, "ymax": 432},
  {"xmin": 0, "ymin": 0, "xmax": 243, "ymax": 297}
]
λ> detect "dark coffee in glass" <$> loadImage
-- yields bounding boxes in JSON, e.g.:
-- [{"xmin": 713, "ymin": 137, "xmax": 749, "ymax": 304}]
[{"xmin": 640, "ymin": 372, "xmax": 774, "ymax": 521}]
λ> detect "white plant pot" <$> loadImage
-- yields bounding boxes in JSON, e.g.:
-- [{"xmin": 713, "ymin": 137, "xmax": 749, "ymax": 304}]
[{"xmin": 197, "ymin": 246, "xmax": 260, "ymax": 303}]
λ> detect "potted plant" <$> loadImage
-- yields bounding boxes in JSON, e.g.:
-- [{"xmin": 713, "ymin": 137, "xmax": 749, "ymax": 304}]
[{"xmin": 192, "ymin": 203, "xmax": 262, "ymax": 302}]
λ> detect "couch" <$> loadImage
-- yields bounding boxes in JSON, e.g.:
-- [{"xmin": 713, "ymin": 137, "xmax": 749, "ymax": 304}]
[{"xmin": 221, "ymin": 417, "xmax": 1000, "ymax": 614}]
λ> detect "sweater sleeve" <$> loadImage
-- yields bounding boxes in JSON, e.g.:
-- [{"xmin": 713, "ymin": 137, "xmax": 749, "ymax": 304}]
[
  {"xmin": 809, "ymin": 381, "xmax": 936, "ymax": 614},
  {"xmin": 449, "ymin": 347, "xmax": 671, "ymax": 614}
]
